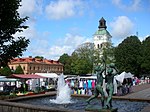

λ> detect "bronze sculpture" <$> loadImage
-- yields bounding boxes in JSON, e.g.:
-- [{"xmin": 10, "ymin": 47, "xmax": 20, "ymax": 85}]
[
  {"xmin": 86, "ymin": 65, "xmax": 105, "ymax": 107},
  {"xmin": 105, "ymin": 64, "xmax": 119, "ymax": 109},
  {"xmin": 86, "ymin": 62, "xmax": 119, "ymax": 111}
]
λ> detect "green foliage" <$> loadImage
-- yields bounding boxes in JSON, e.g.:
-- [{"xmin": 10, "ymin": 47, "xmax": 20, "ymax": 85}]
[
  {"xmin": 14, "ymin": 65, "xmax": 24, "ymax": 74},
  {"xmin": 35, "ymin": 56, "xmax": 44, "ymax": 59},
  {"xmin": 59, "ymin": 42, "xmax": 115, "ymax": 75},
  {"xmin": 71, "ymin": 42, "xmax": 95, "ymax": 75},
  {"xmin": 0, "ymin": 0, "xmax": 30, "ymax": 67},
  {"xmin": 58, "ymin": 35, "xmax": 150, "ymax": 77},
  {"xmin": 0, "ymin": 66, "xmax": 12, "ymax": 76},
  {"xmin": 114, "ymin": 36, "xmax": 141, "ymax": 77},
  {"xmin": 58, "ymin": 53, "xmax": 71, "ymax": 75},
  {"xmin": 102, "ymin": 42, "xmax": 115, "ymax": 65},
  {"xmin": 59, "ymin": 43, "xmax": 95, "ymax": 75},
  {"xmin": 141, "ymin": 36, "xmax": 150, "ymax": 76},
  {"xmin": 94, "ymin": 49, "xmax": 102, "ymax": 65}
]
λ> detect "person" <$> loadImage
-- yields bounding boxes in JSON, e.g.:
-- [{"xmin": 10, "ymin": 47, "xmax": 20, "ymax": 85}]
[
  {"xmin": 86, "ymin": 65, "xmax": 105, "ymax": 108},
  {"xmin": 105, "ymin": 64, "xmax": 119, "ymax": 109}
]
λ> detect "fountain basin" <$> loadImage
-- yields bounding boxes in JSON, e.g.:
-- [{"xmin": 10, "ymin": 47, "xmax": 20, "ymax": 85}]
[{"xmin": 13, "ymin": 95, "xmax": 149, "ymax": 112}]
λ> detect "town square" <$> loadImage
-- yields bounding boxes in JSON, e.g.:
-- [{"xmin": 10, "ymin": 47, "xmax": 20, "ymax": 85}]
[{"xmin": 0, "ymin": 0, "xmax": 150, "ymax": 112}]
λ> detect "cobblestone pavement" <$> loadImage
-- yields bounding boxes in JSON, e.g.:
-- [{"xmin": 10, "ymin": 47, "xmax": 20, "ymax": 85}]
[
  {"xmin": 131, "ymin": 84, "xmax": 150, "ymax": 93},
  {"xmin": 120, "ymin": 84, "xmax": 150, "ymax": 112},
  {"xmin": 120, "ymin": 84, "xmax": 150, "ymax": 100}
]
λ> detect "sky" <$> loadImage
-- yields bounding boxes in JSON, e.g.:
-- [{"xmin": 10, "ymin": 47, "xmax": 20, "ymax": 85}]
[{"xmin": 15, "ymin": 0, "xmax": 150, "ymax": 60}]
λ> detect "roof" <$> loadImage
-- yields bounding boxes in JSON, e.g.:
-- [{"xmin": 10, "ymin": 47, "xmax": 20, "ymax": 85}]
[
  {"xmin": 35, "ymin": 73, "xmax": 58, "ymax": 78},
  {"xmin": 94, "ymin": 29, "xmax": 111, "ymax": 36},
  {"xmin": 9, "ymin": 57, "xmax": 63, "ymax": 65},
  {"xmin": 99, "ymin": 17, "xmax": 106, "ymax": 22},
  {"xmin": 8, "ymin": 74, "xmax": 46, "ymax": 79}
]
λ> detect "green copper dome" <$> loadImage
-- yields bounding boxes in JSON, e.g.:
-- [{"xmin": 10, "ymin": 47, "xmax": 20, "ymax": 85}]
[{"xmin": 94, "ymin": 29, "xmax": 111, "ymax": 36}]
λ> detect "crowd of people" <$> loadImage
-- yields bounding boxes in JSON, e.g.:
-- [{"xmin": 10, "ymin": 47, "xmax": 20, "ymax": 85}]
[
  {"xmin": 66, "ymin": 78, "xmax": 96, "ymax": 95},
  {"xmin": 64, "ymin": 75, "xmax": 150, "ymax": 97}
]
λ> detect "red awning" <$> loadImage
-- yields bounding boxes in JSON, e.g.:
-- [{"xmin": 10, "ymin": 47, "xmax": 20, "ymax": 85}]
[{"xmin": 8, "ymin": 74, "xmax": 46, "ymax": 79}]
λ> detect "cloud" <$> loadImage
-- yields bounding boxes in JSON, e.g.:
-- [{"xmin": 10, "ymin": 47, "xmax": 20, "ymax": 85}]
[
  {"xmin": 110, "ymin": 16, "xmax": 134, "ymax": 45},
  {"xmin": 15, "ymin": 0, "xmax": 44, "ymax": 40},
  {"xmin": 46, "ymin": 33, "xmax": 92, "ymax": 60},
  {"xmin": 25, "ymin": 33, "xmax": 92, "ymax": 60},
  {"xmin": 14, "ymin": 20, "xmax": 37, "ymax": 40},
  {"xmin": 22, "ymin": 31, "xmax": 51, "ymax": 57},
  {"xmin": 18, "ymin": 0, "xmax": 43, "ymax": 17},
  {"xmin": 112, "ymin": 0, "xmax": 141, "ymax": 11},
  {"xmin": 45, "ymin": 0, "xmax": 84, "ymax": 20}
]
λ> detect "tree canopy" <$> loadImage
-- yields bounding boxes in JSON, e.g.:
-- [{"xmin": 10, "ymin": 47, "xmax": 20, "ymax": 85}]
[
  {"xmin": 71, "ymin": 42, "xmax": 95, "ymax": 75},
  {"xmin": 35, "ymin": 56, "xmax": 44, "ymax": 59},
  {"xmin": 0, "ymin": 66, "xmax": 12, "ymax": 76},
  {"xmin": 58, "ymin": 42, "xmax": 95, "ymax": 75},
  {"xmin": 58, "ymin": 35, "xmax": 150, "ymax": 77},
  {"xmin": 140, "ymin": 36, "xmax": 150, "ymax": 75},
  {"xmin": 58, "ymin": 53, "xmax": 71, "ymax": 75},
  {"xmin": 14, "ymin": 65, "xmax": 24, "ymax": 74},
  {"xmin": 114, "ymin": 36, "xmax": 141, "ymax": 77},
  {"xmin": 0, "ymin": 0, "xmax": 30, "ymax": 68}
]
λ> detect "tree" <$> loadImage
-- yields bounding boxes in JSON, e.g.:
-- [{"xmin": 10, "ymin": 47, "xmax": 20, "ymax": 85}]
[
  {"xmin": 71, "ymin": 42, "xmax": 95, "ymax": 75},
  {"xmin": 35, "ymin": 56, "xmax": 44, "ymax": 59},
  {"xmin": 14, "ymin": 65, "xmax": 24, "ymax": 74},
  {"xmin": 0, "ymin": 66, "xmax": 12, "ymax": 76},
  {"xmin": 58, "ymin": 53, "xmax": 71, "ymax": 75},
  {"xmin": 0, "ymin": 0, "xmax": 30, "ymax": 68},
  {"xmin": 114, "ymin": 36, "xmax": 141, "ymax": 77},
  {"xmin": 141, "ymin": 36, "xmax": 150, "ymax": 76},
  {"xmin": 101, "ymin": 42, "xmax": 115, "ymax": 65}
]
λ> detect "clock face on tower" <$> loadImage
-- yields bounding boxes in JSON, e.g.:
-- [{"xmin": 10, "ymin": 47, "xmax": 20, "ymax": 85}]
[{"xmin": 97, "ymin": 35, "xmax": 103, "ymax": 40}]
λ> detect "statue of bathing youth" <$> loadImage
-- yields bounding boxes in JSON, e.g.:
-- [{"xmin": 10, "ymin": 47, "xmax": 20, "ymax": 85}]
[
  {"xmin": 105, "ymin": 64, "xmax": 119, "ymax": 109},
  {"xmin": 86, "ymin": 65, "xmax": 105, "ymax": 107}
]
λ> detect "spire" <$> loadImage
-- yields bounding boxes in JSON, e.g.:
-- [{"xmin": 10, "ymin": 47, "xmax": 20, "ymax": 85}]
[{"xmin": 98, "ymin": 17, "xmax": 107, "ymax": 30}]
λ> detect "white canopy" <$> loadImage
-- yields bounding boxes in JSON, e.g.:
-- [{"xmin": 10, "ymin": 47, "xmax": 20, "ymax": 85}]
[
  {"xmin": 0, "ymin": 76, "xmax": 6, "ymax": 78},
  {"xmin": 35, "ymin": 73, "xmax": 58, "ymax": 78},
  {"xmin": 115, "ymin": 71, "xmax": 133, "ymax": 83},
  {"xmin": 0, "ymin": 78, "xmax": 18, "ymax": 82},
  {"xmin": 80, "ymin": 76, "xmax": 97, "ymax": 79}
]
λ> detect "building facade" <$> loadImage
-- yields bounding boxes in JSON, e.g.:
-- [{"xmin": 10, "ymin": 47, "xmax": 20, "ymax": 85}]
[{"xmin": 8, "ymin": 57, "xmax": 63, "ymax": 74}]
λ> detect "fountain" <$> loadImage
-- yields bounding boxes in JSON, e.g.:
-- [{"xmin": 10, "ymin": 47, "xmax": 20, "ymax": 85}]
[
  {"xmin": 50, "ymin": 73, "xmax": 72, "ymax": 104},
  {"xmin": 9, "ymin": 72, "xmax": 150, "ymax": 112}
]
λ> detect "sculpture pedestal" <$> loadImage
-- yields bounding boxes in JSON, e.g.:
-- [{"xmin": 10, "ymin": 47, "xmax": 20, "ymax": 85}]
[{"xmin": 85, "ymin": 105, "xmax": 118, "ymax": 112}]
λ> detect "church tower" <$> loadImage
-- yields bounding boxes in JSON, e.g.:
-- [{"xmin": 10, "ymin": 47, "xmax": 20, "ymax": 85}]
[{"xmin": 93, "ymin": 17, "xmax": 112, "ymax": 49}]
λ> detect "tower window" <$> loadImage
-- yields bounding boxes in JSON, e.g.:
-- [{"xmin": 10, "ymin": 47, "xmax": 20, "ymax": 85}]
[
  {"xmin": 100, "ymin": 22, "xmax": 103, "ymax": 26},
  {"xmin": 97, "ymin": 44, "xmax": 100, "ymax": 48},
  {"xmin": 101, "ymin": 44, "xmax": 102, "ymax": 48}
]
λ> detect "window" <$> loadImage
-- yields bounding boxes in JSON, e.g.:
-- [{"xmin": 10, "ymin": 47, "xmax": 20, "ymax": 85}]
[
  {"xmin": 97, "ymin": 44, "xmax": 99, "ymax": 48},
  {"xmin": 100, "ymin": 22, "xmax": 103, "ymax": 26},
  {"xmin": 100, "ymin": 44, "xmax": 102, "ymax": 48}
]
